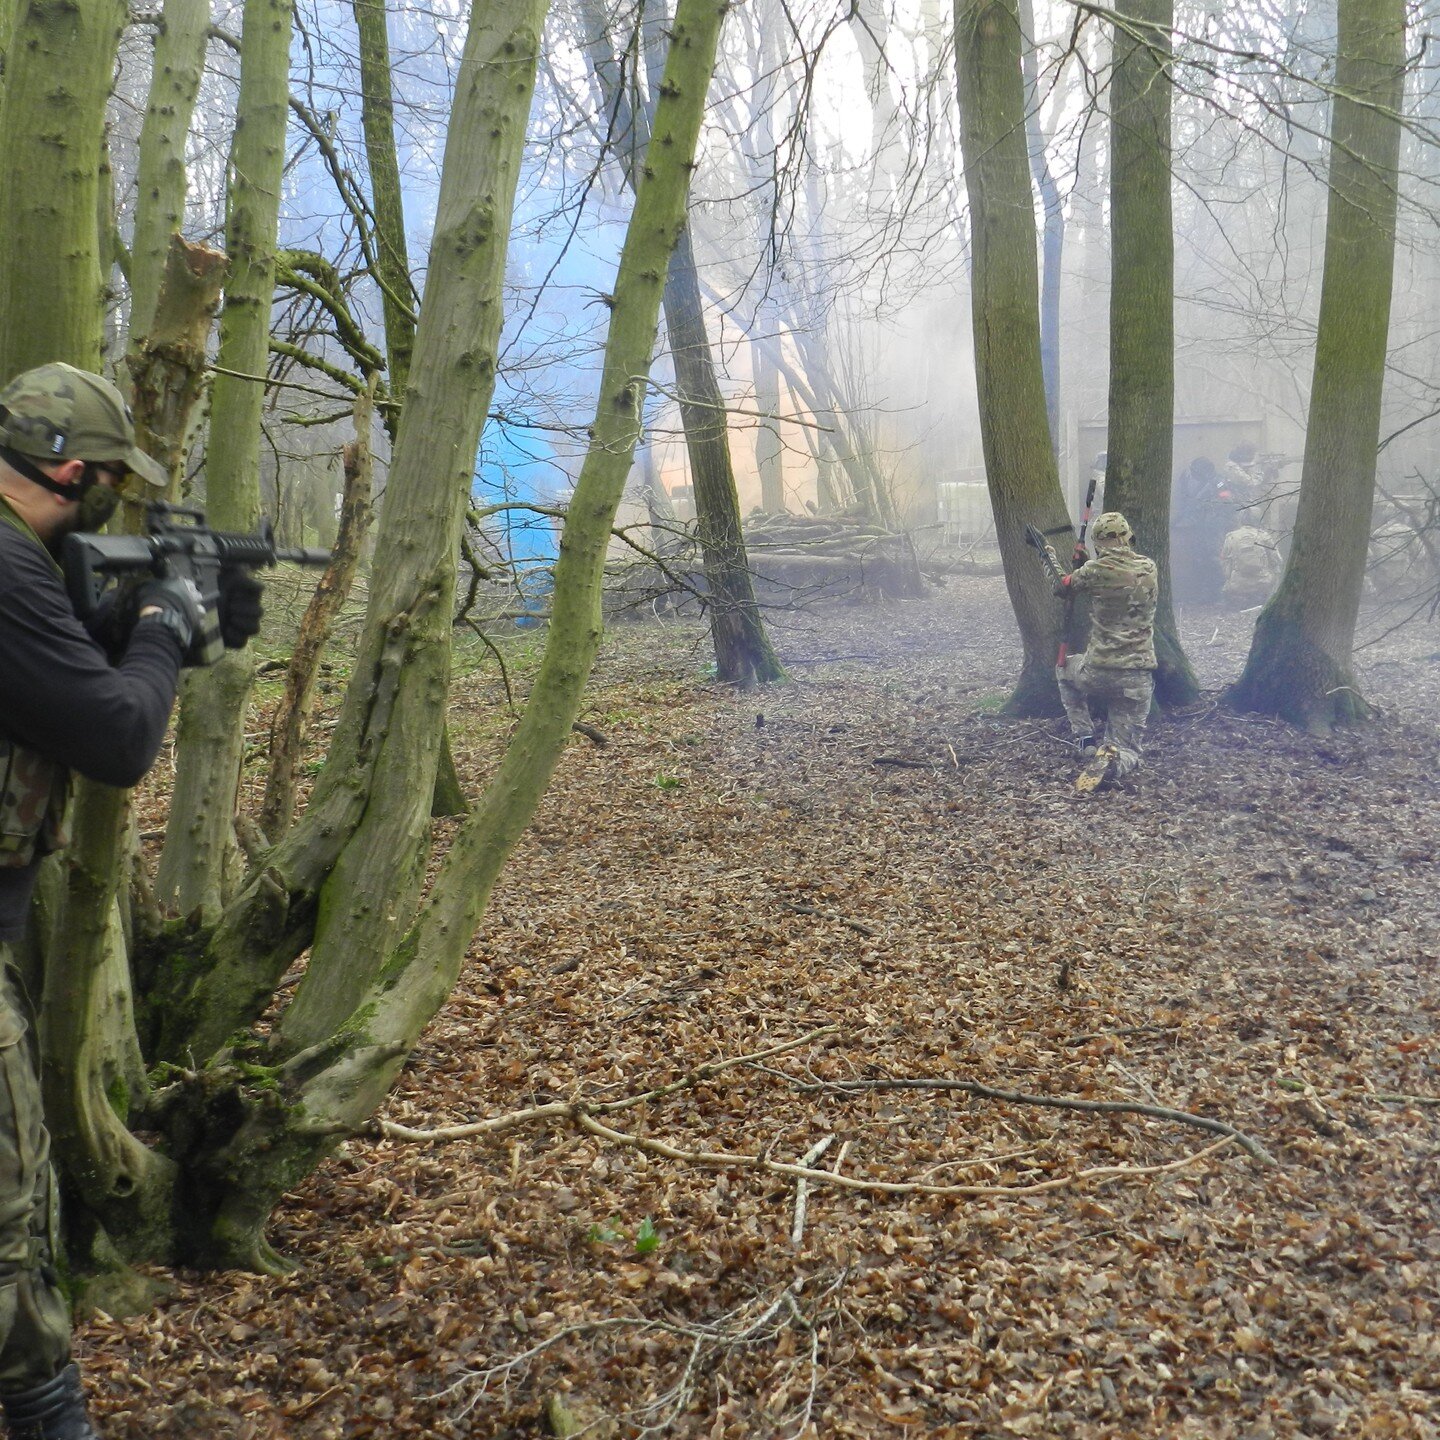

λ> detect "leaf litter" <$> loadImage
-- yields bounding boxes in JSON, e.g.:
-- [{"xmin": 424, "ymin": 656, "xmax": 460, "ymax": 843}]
[{"xmin": 89, "ymin": 578, "xmax": 1439, "ymax": 1438}]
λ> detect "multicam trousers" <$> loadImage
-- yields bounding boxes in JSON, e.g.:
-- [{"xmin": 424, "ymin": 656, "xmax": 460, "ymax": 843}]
[
  {"xmin": 0, "ymin": 946, "xmax": 72, "ymax": 1390},
  {"xmin": 1058, "ymin": 654, "xmax": 1154, "ymax": 778}
]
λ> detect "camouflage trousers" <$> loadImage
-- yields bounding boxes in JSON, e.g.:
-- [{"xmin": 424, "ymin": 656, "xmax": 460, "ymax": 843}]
[
  {"xmin": 1058, "ymin": 655, "xmax": 1154, "ymax": 778},
  {"xmin": 0, "ymin": 947, "xmax": 72, "ymax": 1390}
]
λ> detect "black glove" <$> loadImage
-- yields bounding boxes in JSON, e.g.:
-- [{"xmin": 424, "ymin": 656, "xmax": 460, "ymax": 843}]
[
  {"xmin": 217, "ymin": 566, "xmax": 264, "ymax": 649},
  {"xmin": 136, "ymin": 576, "xmax": 207, "ymax": 658},
  {"xmin": 1071, "ymin": 542, "xmax": 1088, "ymax": 569}
]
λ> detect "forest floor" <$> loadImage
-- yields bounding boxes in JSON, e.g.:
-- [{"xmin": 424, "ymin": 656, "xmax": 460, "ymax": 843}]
[{"xmin": 88, "ymin": 576, "xmax": 1439, "ymax": 1439}]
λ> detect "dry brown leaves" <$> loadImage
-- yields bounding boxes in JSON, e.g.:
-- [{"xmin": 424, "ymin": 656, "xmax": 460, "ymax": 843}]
[{"xmin": 92, "ymin": 580, "xmax": 1440, "ymax": 1438}]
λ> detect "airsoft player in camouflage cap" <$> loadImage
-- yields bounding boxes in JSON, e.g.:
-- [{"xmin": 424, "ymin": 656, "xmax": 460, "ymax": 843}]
[
  {"xmin": 1046, "ymin": 512, "xmax": 1158, "ymax": 793},
  {"xmin": 0, "ymin": 363, "xmax": 261, "ymax": 1439},
  {"xmin": 0, "ymin": 363, "xmax": 168, "ymax": 516}
]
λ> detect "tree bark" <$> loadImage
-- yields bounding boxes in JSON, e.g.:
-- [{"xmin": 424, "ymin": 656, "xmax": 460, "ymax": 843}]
[
  {"xmin": 754, "ymin": 354, "xmax": 785, "ymax": 513},
  {"xmin": 156, "ymin": 0, "xmax": 294, "ymax": 922},
  {"xmin": 662, "ymin": 227, "xmax": 785, "ymax": 685},
  {"xmin": 41, "ymin": 238, "xmax": 224, "ymax": 1282},
  {"xmin": 1018, "ymin": 0, "xmax": 1062, "ymax": 453},
  {"xmin": 202, "ymin": 0, "xmax": 554, "ymax": 1075},
  {"xmin": 953, "ymin": 0, "xmax": 1070, "ymax": 714},
  {"xmin": 259, "ymin": 385, "xmax": 375, "ymax": 840},
  {"xmin": 1104, "ymin": 0, "xmax": 1198, "ymax": 705},
  {"xmin": 197, "ymin": 0, "xmax": 728, "ymax": 1272},
  {"xmin": 129, "ymin": 0, "xmax": 209, "ymax": 337},
  {"xmin": 352, "ymin": 0, "xmax": 416, "ymax": 407},
  {"xmin": 1230, "ymin": 0, "xmax": 1404, "ymax": 729},
  {"xmin": 581, "ymin": 0, "xmax": 782, "ymax": 685},
  {"xmin": 351, "ymin": 0, "xmax": 468, "ymax": 819},
  {"xmin": 0, "ymin": 0, "xmax": 124, "ymax": 380}
]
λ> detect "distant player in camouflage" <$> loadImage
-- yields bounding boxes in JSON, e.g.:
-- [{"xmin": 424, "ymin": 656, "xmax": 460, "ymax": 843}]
[
  {"xmin": 1221, "ymin": 524, "xmax": 1282, "ymax": 608},
  {"xmin": 1045, "ymin": 512, "xmax": 1157, "ymax": 792}
]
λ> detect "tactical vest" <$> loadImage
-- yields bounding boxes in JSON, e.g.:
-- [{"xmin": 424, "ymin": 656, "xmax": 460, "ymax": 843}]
[{"xmin": 0, "ymin": 499, "xmax": 71, "ymax": 867}]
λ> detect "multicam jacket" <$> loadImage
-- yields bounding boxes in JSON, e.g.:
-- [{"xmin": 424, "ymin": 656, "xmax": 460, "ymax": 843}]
[
  {"xmin": 1061, "ymin": 545, "xmax": 1158, "ymax": 669},
  {"xmin": 0, "ymin": 502, "xmax": 69, "ymax": 866},
  {"xmin": 0, "ymin": 496, "xmax": 182, "ymax": 937}
]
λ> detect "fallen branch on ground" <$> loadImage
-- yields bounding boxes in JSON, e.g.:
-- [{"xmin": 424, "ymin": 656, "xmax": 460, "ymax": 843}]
[
  {"xmin": 576, "ymin": 1112, "xmax": 1240, "ymax": 1197},
  {"xmin": 779, "ymin": 1075, "xmax": 1275, "ymax": 1166},
  {"xmin": 376, "ymin": 1030, "xmax": 1258, "ymax": 1204},
  {"xmin": 376, "ymin": 1026, "xmax": 840, "ymax": 1143}
]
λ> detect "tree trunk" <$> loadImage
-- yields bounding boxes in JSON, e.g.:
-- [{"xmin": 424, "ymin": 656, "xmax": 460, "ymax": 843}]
[
  {"xmin": 954, "ymin": 0, "xmax": 1070, "ymax": 715},
  {"xmin": 41, "ymin": 239, "xmax": 225, "ymax": 1293},
  {"xmin": 1104, "ymin": 0, "xmax": 1198, "ymax": 705},
  {"xmin": 581, "ymin": 0, "xmax": 783, "ymax": 685},
  {"xmin": 193, "ymin": 0, "xmax": 728, "ymax": 1272},
  {"xmin": 0, "ymin": 0, "xmax": 123, "ymax": 380},
  {"xmin": 662, "ymin": 227, "xmax": 785, "ymax": 685},
  {"xmin": 259, "ymin": 386, "xmax": 375, "ymax": 840},
  {"xmin": 754, "ymin": 354, "xmax": 785, "ymax": 513},
  {"xmin": 1230, "ymin": 0, "xmax": 1404, "ymax": 729},
  {"xmin": 1018, "ymin": 0, "xmax": 1062, "ymax": 453},
  {"xmin": 129, "ymin": 0, "xmax": 209, "ymax": 337},
  {"xmin": 349, "ymin": 0, "xmax": 469, "ymax": 820},
  {"xmin": 156, "ymin": 0, "xmax": 294, "ymax": 921},
  {"xmin": 138, "ymin": 0, "xmax": 554, "ymax": 1265},
  {"xmin": 352, "ymin": 0, "xmax": 416, "ymax": 407}
]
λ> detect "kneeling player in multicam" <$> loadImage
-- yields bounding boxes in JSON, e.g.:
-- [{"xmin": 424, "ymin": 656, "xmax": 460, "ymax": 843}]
[{"xmin": 1046, "ymin": 512, "xmax": 1158, "ymax": 792}]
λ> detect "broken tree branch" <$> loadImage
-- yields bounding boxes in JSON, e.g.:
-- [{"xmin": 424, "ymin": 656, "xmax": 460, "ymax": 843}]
[{"xmin": 782, "ymin": 1076, "xmax": 1275, "ymax": 1166}]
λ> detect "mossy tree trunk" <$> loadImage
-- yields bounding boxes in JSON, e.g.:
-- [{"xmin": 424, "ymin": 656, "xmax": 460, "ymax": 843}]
[
  {"xmin": 1104, "ymin": 0, "xmax": 1198, "ymax": 705},
  {"xmin": 352, "ymin": 0, "xmax": 470, "ymax": 819},
  {"xmin": 129, "ymin": 0, "xmax": 210, "ymax": 338},
  {"xmin": 155, "ymin": 0, "xmax": 294, "ymax": 922},
  {"xmin": 176, "ymin": 0, "xmax": 726, "ymax": 1271},
  {"xmin": 135, "ymin": 0, "xmax": 553, "ymax": 1267},
  {"xmin": 953, "ymin": 0, "xmax": 1070, "ymax": 715},
  {"xmin": 43, "ymin": 240, "xmax": 226, "ymax": 1295},
  {"xmin": 1230, "ymin": 0, "xmax": 1404, "ymax": 730},
  {"xmin": 352, "ymin": 0, "xmax": 416, "ymax": 405},
  {"xmin": 0, "ymin": 0, "xmax": 124, "ymax": 381}
]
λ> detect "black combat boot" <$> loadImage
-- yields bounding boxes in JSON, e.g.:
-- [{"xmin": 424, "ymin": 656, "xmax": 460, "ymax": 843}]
[{"xmin": 1, "ymin": 1364, "xmax": 100, "ymax": 1440}]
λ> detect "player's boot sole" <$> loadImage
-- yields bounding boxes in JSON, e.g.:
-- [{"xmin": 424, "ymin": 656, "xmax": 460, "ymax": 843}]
[{"xmin": 1074, "ymin": 743, "xmax": 1119, "ymax": 794}]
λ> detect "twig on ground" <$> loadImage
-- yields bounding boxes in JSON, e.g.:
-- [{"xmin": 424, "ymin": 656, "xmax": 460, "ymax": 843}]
[
  {"xmin": 575, "ymin": 1111, "xmax": 1240, "ymax": 1197},
  {"xmin": 791, "ymin": 1135, "xmax": 836, "ymax": 1247},
  {"xmin": 781, "ymin": 902, "xmax": 878, "ymax": 938},
  {"xmin": 783, "ymin": 1076, "xmax": 1276, "ymax": 1166},
  {"xmin": 1366, "ymin": 1091, "xmax": 1440, "ymax": 1106},
  {"xmin": 1064, "ymin": 1024, "xmax": 1180, "ymax": 1046},
  {"xmin": 376, "ymin": 1026, "xmax": 841, "ymax": 1142},
  {"xmin": 442, "ymin": 1273, "xmax": 849, "ymax": 1437},
  {"xmin": 872, "ymin": 755, "xmax": 933, "ymax": 769}
]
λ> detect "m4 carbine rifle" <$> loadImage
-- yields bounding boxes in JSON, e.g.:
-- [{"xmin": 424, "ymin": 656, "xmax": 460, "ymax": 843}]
[{"xmin": 62, "ymin": 502, "xmax": 331, "ymax": 666}]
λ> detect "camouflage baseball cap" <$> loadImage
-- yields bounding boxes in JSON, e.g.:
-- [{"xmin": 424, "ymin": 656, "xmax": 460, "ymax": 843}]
[
  {"xmin": 1091, "ymin": 511, "xmax": 1133, "ymax": 545},
  {"xmin": 0, "ymin": 362, "xmax": 167, "ymax": 488}
]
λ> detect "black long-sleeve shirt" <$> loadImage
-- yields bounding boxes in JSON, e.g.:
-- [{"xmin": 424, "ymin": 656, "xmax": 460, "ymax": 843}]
[{"xmin": 0, "ymin": 515, "xmax": 183, "ymax": 939}]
